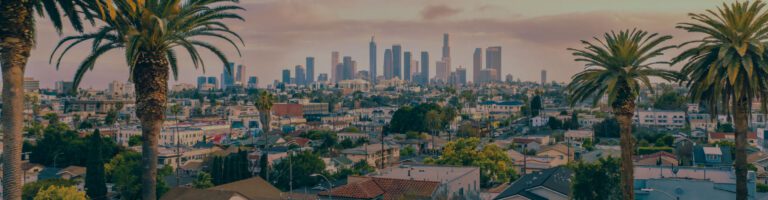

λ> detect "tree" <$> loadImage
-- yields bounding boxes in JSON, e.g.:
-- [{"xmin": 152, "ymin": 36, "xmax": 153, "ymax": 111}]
[
  {"xmin": 192, "ymin": 172, "xmax": 214, "ymax": 189},
  {"xmin": 593, "ymin": 118, "xmax": 620, "ymax": 138},
  {"xmin": 52, "ymin": 1, "xmax": 244, "ymax": 198},
  {"xmin": 128, "ymin": 135, "xmax": 142, "ymax": 147},
  {"xmin": 22, "ymin": 179, "xmax": 77, "ymax": 200},
  {"xmin": 104, "ymin": 109, "xmax": 118, "ymax": 125},
  {"xmin": 270, "ymin": 151, "xmax": 326, "ymax": 190},
  {"xmin": 86, "ymin": 130, "xmax": 107, "ymax": 200},
  {"xmin": 653, "ymin": 90, "xmax": 686, "ymax": 110},
  {"xmin": 530, "ymin": 95, "xmax": 542, "ymax": 116},
  {"xmin": 400, "ymin": 146, "xmax": 417, "ymax": 157},
  {"xmin": 426, "ymin": 138, "xmax": 517, "ymax": 188},
  {"xmin": 570, "ymin": 157, "xmax": 622, "ymax": 200},
  {"xmin": 717, "ymin": 123, "xmax": 735, "ymax": 133},
  {"xmin": 106, "ymin": 151, "xmax": 171, "ymax": 200},
  {"xmin": 566, "ymin": 29, "xmax": 679, "ymax": 200},
  {"xmin": 208, "ymin": 151, "xmax": 251, "ymax": 185},
  {"xmin": 33, "ymin": 186, "xmax": 87, "ymax": 200},
  {"xmin": 547, "ymin": 117, "xmax": 563, "ymax": 130},
  {"xmin": 254, "ymin": 90, "xmax": 275, "ymax": 144},
  {"xmin": 674, "ymin": 2, "xmax": 768, "ymax": 199},
  {"xmin": 0, "ymin": 0, "xmax": 101, "ymax": 198}
]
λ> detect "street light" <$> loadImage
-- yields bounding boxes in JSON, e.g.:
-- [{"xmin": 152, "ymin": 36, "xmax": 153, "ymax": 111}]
[{"xmin": 310, "ymin": 173, "xmax": 333, "ymax": 200}]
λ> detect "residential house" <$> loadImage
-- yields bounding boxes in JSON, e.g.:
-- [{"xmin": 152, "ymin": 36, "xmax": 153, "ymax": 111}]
[
  {"xmin": 371, "ymin": 165, "xmax": 481, "ymax": 199},
  {"xmin": 208, "ymin": 177, "xmax": 283, "ymax": 200},
  {"xmin": 493, "ymin": 167, "xmax": 572, "ymax": 200},
  {"xmin": 633, "ymin": 151, "xmax": 678, "ymax": 166},
  {"xmin": 318, "ymin": 176, "xmax": 442, "ymax": 200},
  {"xmin": 708, "ymin": 132, "xmax": 758, "ymax": 147},
  {"xmin": 536, "ymin": 144, "xmax": 575, "ymax": 167},
  {"xmin": 564, "ymin": 130, "xmax": 594, "ymax": 144},
  {"xmin": 340, "ymin": 143, "xmax": 399, "ymax": 168},
  {"xmin": 161, "ymin": 188, "xmax": 249, "ymax": 200},
  {"xmin": 692, "ymin": 145, "xmax": 733, "ymax": 167},
  {"xmin": 635, "ymin": 166, "xmax": 756, "ymax": 200}
]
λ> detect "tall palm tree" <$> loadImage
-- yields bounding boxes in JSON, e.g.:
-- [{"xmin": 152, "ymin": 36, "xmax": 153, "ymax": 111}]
[
  {"xmin": 566, "ymin": 29, "xmax": 679, "ymax": 200},
  {"xmin": 0, "ymin": 1, "xmax": 105, "ymax": 199},
  {"xmin": 50, "ymin": 0, "xmax": 244, "ymax": 198},
  {"xmin": 254, "ymin": 90, "xmax": 275, "ymax": 145},
  {"xmin": 674, "ymin": 2, "xmax": 768, "ymax": 199}
]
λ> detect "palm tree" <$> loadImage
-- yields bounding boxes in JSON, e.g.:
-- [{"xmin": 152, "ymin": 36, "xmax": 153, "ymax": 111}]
[
  {"xmin": 566, "ymin": 29, "xmax": 679, "ymax": 200},
  {"xmin": 674, "ymin": 2, "xmax": 768, "ymax": 199},
  {"xmin": 0, "ymin": 1, "xmax": 105, "ymax": 199},
  {"xmin": 50, "ymin": 0, "xmax": 244, "ymax": 198},
  {"xmin": 254, "ymin": 90, "xmax": 275, "ymax": 145}
]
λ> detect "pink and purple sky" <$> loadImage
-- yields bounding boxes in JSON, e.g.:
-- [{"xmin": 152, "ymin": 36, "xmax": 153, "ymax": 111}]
[{"xmin": 28, "ymin": 0, "xmax": 727, "ymax": 89}]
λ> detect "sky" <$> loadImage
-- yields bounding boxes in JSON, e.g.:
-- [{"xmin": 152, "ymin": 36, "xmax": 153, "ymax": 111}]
[{"xmin": 27, "ymin": 0, "xmax": 730, "ymax": 89}]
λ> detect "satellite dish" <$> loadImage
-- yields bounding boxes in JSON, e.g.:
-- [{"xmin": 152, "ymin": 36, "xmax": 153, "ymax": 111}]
[{"xmin": 672, "ymin": 167, "xmax": 679, "ymax": 176}]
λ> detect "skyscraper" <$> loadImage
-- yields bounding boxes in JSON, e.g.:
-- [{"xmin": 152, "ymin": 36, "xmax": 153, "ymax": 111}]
[
  {"xmin": 456, "ymin": 67, "xmax": 467, "ymax": 85},
  {"xmin": 541, "ymin": 70, "xmax": 547, "ymax": 86},
  {"xmin": 343, "ymin": 56, "xmax": 354, "ymax": 80},
  {"xmin": 318, "ymin": 73, "xmax": 328, "ymax": 82},
  {"xmin": 207, "ymin": 76, "xmax": 218, "ymax": 89},
  {"xmin": 331, "ymin": 51, "xmax": 339, "ymax": 82},
  {"xmin": 221, "ymin": 62, "xmax": 236, "ymax": 89},
  {"xmin": 282, "ymin": 69, "xmax": 291, "ymax": 84},
  {"xmin": 411, "ymin": 60, "xmax": 419, "ymax": 78},
  {"xmin": 436, "ymin": 60, "xmax": 449, "ymax": 82},
  {"xmin": 420, "ymin": 51, "xmax": 429, "ymax": 85},
  {"xmin": 403, "ymin": 51, "xmax": 412, "ymax": 81},
  {"xmin": 384, "ymin": 49, "xmax": 393, "ymax": 79},
  {"xmin": 197, "ymin": 76, "xmax": 207, "ymax": 89},
  {"xmin": 306, "ymin": 57, "xmax": 315, "ymax": 83},
  {"xmin": 442, "ymin": 33, "xmax": 450, "ymax": 59},
  {"xmin": 369, "ymin": 35, "xmax": 377, "ymax": 84},
  {"xmin": 473, "ymin": 48, "xmax": 482, "ymax": 84},
  {"xmin": 486, "ymin": 46, "xmax": 502, "ymax": 81},
  {"xmin": 235, "ymin": 64, "xmax": 245, "ymax": 84},
  {"xmin": 247, "ymin": 76, "xmax": 259, "ymax": 88},
  {"xmin": 295, "ymin": 65, "xmax": 306, "ymax": 85},
  {"xmin": 392, "ymin": 44, "xmax": 402, "ymax": 79}
]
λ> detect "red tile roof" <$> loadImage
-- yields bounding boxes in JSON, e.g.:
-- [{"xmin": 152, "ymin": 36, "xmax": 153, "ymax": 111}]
[
  {"xmin": 634, "ymin": 151, "xmax": 677, "ymax": 161},
  {"xmin": 708, "ymin": 132, "xmax": 757, "ymax": 139},
  {"xmin": 319, "ymin": 177, "xmax": 441, "ymax": 200}
]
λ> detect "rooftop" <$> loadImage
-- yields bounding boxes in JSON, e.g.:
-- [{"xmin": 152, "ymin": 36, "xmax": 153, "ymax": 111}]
[{"xmin": 371, "ymin": 164, "xmax": 479, "ymax": 183}]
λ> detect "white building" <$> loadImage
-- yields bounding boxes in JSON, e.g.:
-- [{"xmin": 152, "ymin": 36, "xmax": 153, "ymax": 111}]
[{"xmin": 633, "ymin": 110, "xmax": 686, "ymax": 129}]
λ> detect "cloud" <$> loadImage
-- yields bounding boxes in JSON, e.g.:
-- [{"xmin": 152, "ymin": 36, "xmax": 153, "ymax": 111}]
[{"xmin": 421, "ymin": 5, "xmax": 462, "ymax": 20}]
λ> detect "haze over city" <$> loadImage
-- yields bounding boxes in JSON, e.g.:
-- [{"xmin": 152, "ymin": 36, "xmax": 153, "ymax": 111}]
[{"xmin": 27, "ymin": 0, "xmax": 728, "ymax": 89}]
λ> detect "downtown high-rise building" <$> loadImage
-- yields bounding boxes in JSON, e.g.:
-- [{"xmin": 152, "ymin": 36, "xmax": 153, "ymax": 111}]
[
  {"xmin": 207, "ymin": 76, "xmax": 218, "ymax": 89},
  {"xmin": 541, "ymin": 70, "xmax": 547, "ymax": 86},
  {"xmin": 392, "ymin": 44, "xmax": 402, "ymax": 79},
  {"xmin": 221, "ymin": 62, "xmax": 236, "ymax": 89},
  {"xmin": 306, "ymin": 57, "xmax": 315, "ymax": 83},
  {"xmin": 420, "ymin": 51, "xmax": 429, "ymax": 85},
  {"xmin": 196, "ymin": 76, "xmax": 207, "ymax": 89},
  {"xmin": 235, "ymin": 64, "xmax": 245, "ymax": 84},
  {"xmin": 282, "ymin": 69, "xmax": 291, "ymax": 84},
  {"xmin": 331, "ymin": 51, "xmax": 340, "ymax": 82},
  {"xmin": 384, "ymin": 49, "xmax": 393, "ymax": 80},
  {"xmin": 403, "ymin": 51, "xmax": 412, "ymax": 81},
  {"xmin": 318, "ymin": 73, "xmax": 328, "ymax": 82},
  {"xmin": 456, "ymin": 67, "xmax": 467, "ymax": 85},
  {"xmin": 436, "ymin": 60, "xmax": 449, "ymax": 82},
  {"xmin": 295, "ymin": 65, "xmax": 306, "ymax": 85},
  {"xmin": 442, "ymin": 33, "xmax": 451, "ymax": 59},
  {"xmin": 486, "ymin": 46, "xmax": 502, "ymax": 81},
  {"xmin": 473, "ymin": 48, "xmax": 482, "ymax": 84},
  {"xmin": 410, "ymin": 60, "xmax": 419, "ymax": 79},
  {"xmin": 369, "ymin": 35, "xmax": 377, "ymax": 84},
  {"xmin": 343, "ymin": 56, "xmax": 354, "ymax": 80},
  {"xmin": 247, "ymin": 76, "xmax": 258, "ymax": 88}
]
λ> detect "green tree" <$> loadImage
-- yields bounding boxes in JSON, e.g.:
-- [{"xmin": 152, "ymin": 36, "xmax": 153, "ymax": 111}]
[
  {"xmin": 104, "ymin": 109, "xmax": 118, "ymax": 125},
  {"xmin": 127, "ymin": 135, "xmax": 142, "ymax": 147},
  {"xmin": 717, "ymin": 123, "xmax": 735, "ymax": 132},
  {"xmin": 0, "ymin": 0, "xmax": 103, "ymax": 198},
  {"xmin": 400, "ymin": 146, "xmax": 417, "ymax": 157},
  {"xmin": 426, "ymin": 138, "xmax": 517, "ymax": 188},
  {"xmin": 254, "ymin": 90, "xmax": 275, "ymax": 142},
  {"xmin": 192, "ymin": 172, "xmax": 214, "ymax": 189},
  {"xmin": 530, "ymin": 95, "xmax": 542, "ymax": 116},
  {"xmin": 52, "ymin": 1, "xmax": 244, "ymax": 198},
  {"xmin": 270, "ymin": 151, "xmax": 326, "ymax": 191},
  {"xmin": 547, "ymin": 117, "xmax": 563, "ymax": 130},
  {"xmin": 22, "ymin": 179, "xmax": 77, "ymax": 200},
  {"xmin": 593, "ymin": 118, "xmax": 620, "ymax": 138},
  {"xmin": 33, "ymin": 186, "xmax": 87, "ymax": 200},
  {"xmin": 567, "ymin": 29, "xmax": 679, "ymax": 200},
  {"xmin": 86, "ymin": 130, "xmax": 107, "ymax": 200},
  {"xmin": 106, "ymin": 151, "xmax": 171, "ymax": 200},
  {"xmin": 674, "ymin": 2, "xmax": 768, "ymax": 198},
  {"xmin": 653, "ymin": 90, "xmax": 686, "ymax": 110},
  {"xmin": 570, "ymin": 157, "xmax": 622, "ymax": 200}
]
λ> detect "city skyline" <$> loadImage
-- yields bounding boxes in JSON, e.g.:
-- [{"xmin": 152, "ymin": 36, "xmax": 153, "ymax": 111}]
[{"xmin": 26, "ymin": 0, "xmax": 726, "ymax": 89}]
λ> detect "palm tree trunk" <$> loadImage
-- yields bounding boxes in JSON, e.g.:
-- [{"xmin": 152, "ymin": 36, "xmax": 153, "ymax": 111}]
[
  {"xmin": 733, "ymin": 97, "xmax": 750, "ymax": 200},
  {"xmin": 0, "ymin": 1, "xmax": 34, "ymax": 199},
  {"xmin": 615, "ymin": 101, "xmax": 636, "ymax": 200},
  {"xmin": 133, "ymin": 52, "xmax": 169, "ymax": 200}
]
